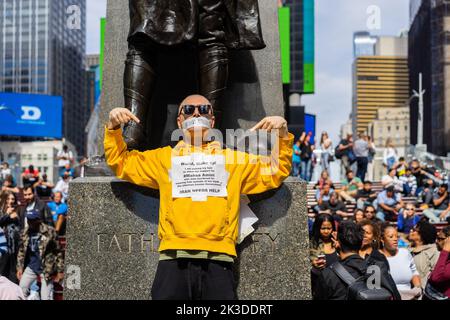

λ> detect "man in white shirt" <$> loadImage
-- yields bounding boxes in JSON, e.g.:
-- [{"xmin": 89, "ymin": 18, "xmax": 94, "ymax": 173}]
[
  {"xmin": 53, "ymin": 172, "xmax": 71, "ymax": 201},
  {"xmin": 0, "ymin": 162, "xmax": 12, "ymax": 183},
  {"xmin": 56, "ymin": 145, "xmax": 73, "ymax": 176}
]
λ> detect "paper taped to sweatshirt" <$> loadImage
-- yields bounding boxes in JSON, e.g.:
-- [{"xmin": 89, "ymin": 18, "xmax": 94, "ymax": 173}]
[{"xmin": 170, "ymin": 153, "xmax": 229, "ymax": 202}]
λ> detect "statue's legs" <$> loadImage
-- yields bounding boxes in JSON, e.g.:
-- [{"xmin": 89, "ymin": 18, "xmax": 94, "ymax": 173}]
[
  {"xmin": 123, "ymin": 44, "xmax": 157, "ymax": 150},
  {"xmin": 198, "ymin": 0, "xmax": 229, "ymax": 129}
]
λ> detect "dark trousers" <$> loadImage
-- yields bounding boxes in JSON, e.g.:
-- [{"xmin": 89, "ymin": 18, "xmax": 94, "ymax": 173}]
[
  {"xmin": 356, "ymin": 157, "xmax": 368, "ymax": 182},
  {"xmin": 151, "ymin": 259, "xmax": 237, "ymax": 300}
]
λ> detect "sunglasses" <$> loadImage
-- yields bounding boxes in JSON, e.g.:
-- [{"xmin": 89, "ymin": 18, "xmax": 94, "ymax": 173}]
[
  {"xmin": 179, "ymin": 104, "xmax": 212, "ymax": 116},
  {"xmin": 365, "ymin": 210, "xmax": 375, "ymax": 213}
]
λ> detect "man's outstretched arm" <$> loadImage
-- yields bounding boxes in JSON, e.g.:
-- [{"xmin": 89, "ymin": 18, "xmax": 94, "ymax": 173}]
[
  {"xmin": 240, "ymin": 116, "xmax": 294, "ymax": 195},
  {"xmin": 104, "ymin": 107, "xmax": 161, "ymax": 189}
]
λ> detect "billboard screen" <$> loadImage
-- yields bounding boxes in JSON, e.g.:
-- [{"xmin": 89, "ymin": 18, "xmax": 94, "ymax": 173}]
[
  {"xmin": 0, "ymin": 92, "xmax": 63, "ymax": 138},
  {"xmin": 303, "ymin": 0, "xmax": 315, "ymax": 93},
  {"xmin": 305, "ymin": 113, "xmax": 316, "ymax": 144},
  {"xmin": 278, "ymin": 6, "xmax": 291, "ymax": 84}
]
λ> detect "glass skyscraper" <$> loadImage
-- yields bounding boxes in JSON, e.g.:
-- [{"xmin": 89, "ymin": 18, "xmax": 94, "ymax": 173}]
[
  {"xmin": 0, "ymin": 0, "xmax": 87, "ymax": 156},
  {"xmin": 353, "ymin": 31, "xmax": 377, "ymax": 58}
]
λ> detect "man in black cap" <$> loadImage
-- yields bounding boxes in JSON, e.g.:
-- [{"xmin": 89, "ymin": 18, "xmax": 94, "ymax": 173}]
[
  {"xmin": 16, "ymin": 209, "xmax": 64, "ymax": 300},
  {"xmin": 18, "ymin": 186, "xmax": 53, "ymax": 229}
]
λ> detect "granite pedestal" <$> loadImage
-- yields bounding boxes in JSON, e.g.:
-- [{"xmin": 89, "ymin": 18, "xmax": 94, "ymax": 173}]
[{"xmin": 64, "ymin": 177, "xmax": 311, "ymax": 300}]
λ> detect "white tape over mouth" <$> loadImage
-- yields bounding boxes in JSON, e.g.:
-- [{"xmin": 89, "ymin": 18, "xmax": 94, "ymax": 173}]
[{"xmin": 182, "ymin": 117, "xmax": 211, "ymax": 130}]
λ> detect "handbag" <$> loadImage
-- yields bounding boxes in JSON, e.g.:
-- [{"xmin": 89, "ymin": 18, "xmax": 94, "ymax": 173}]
[{"xmin": 347, "ymin": 150, "xmax": 357, "ymax": 164}]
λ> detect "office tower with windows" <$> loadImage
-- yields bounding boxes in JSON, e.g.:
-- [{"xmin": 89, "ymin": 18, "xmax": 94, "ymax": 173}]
[
  {"xmin": 352, "ymin": 33, "xmax": 409, "ymax": 135},
  {"xmin": 0, "ymin": 0, "xmax": 87, "ymax": 156},
  {"xmin": 409, "ymin": 0, "xmax": 450, "ymax": 156}
]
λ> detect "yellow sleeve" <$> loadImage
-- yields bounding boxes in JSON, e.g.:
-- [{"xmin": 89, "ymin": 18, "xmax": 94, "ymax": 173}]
[
  {"xmin": 104, "ymin": 126, "xmax": 161, "ymax": 189},
  {"xmin": 240, "ymin": 132, "xmax": 294, "ymax": 195}
]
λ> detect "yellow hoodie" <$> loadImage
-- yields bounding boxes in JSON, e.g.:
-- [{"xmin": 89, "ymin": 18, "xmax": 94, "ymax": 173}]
[{"xmin": 104, "ymin": 127, "xmax": 294, "ymax": 257}]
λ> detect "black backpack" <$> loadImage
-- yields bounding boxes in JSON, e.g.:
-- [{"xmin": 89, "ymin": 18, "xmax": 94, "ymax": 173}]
[
  {"xmin": 329, "ymin": 262, "xmax": 394, "ymax": 300},
  {"xmin": 334, "ymin": 140, "xmax": 347, "ymax": 159}
]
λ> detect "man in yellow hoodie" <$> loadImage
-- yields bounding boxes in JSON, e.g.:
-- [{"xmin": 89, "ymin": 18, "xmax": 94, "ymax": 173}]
[{"xmin": 104, "ymin": 94, "xmax": 293, "ymax": 300}]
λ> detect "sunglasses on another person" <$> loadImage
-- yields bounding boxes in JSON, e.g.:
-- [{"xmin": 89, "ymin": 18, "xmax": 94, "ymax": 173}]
[{"xmin": 179, "ymin": 104, "xmax": 213, "ymax": 116}]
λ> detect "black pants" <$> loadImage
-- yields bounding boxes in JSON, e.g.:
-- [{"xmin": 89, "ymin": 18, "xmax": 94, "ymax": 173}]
[
  {"xmin": 151, "ymin": 259, "xmax": 237, "ymax": 300},
  {"xmin": 356, "ymin": 157, "xmax": 368, "ymax": 182}
]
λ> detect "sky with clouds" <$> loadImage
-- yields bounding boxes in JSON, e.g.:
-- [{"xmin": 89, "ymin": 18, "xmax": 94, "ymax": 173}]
[{"xmin": 85, "ymin": 0, "xmax": 410, "ymax": 143}]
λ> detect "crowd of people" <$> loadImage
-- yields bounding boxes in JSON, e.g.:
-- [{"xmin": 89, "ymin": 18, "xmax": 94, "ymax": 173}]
[
  {"xmin": 305, "ymin": 132, "xmax": 450, "ymax": 300},
  {"xmin": 0, "ymin": 145, "xmax": 81, "ymax": 300}
]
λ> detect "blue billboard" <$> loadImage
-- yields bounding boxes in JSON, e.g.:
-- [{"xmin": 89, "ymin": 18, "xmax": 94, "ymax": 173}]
[
  {"xmin": 305, "ymin": 113, "xmax": 316, "ymax": 144},
  {"xmin": 0, "ymin": 92, "xmax": 63, "ymax": 138}
]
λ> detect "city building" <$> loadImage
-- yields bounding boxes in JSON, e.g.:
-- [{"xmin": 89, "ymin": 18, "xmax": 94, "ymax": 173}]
[
  {"xmin": 0, "ymin": 0, "xmax": 87, "ymax": 156},
  {"xmin": 410, "ymin": 0, "xmax": 423, "ymax": 25},
  {"xmin": 353, "ymin": 31, "xmax": 377, "ymax": 57},
  {"xmin": 409, "ymin": 0, "xmax": 450, "ymax": 156},
  {"xmin": 352, "ymin": 33, "xmax": 409, "ymax": 135},
  {"xmin": 84, "ymin": 62, "xmax": 101, "ymax": 158},
  {"xmin": 368, "ymin": 107, "xmax": 410, "ymax": 180},
  {"xmin": 0, "ymin": 140, "xmax": 78, "ymax": 185},
  {"xmin": 86, "ymin": 54, "xmax": 100, "ymax": 69}
]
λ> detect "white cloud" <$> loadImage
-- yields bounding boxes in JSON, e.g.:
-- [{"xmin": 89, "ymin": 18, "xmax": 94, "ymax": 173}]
[{"xmin": 86, "ymin": 0, "xmax": 107, "ymax": 54}]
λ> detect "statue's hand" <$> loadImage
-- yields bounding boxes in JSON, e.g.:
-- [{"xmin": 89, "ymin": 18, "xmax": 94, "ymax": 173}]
[
  {"xmin": 107, "ymin": 108, "xmax": 140, "ymax": 130},
  {"xmin": 250, "ymin": 116, "xmax": 288, "ymax": 138}
]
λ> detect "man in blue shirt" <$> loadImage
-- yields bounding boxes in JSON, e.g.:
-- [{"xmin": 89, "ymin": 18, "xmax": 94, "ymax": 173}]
[
  {"xmin": 376, "ymin": 185, "xmax": 405, "ymax": 222},
  {"xmin": 46, "ymin": 192, "xmax": 68, "ymax": 236},
  {"xmin": 397, "ymin": 203, "xmax": 421, "ymax": 234},
  {"xmin": 315, "ymin": 183, "xmax": 335, "ymax": 213},
  {"xmin": 292, "ymin": 140, "xmax": 301, "ymax": 177}
]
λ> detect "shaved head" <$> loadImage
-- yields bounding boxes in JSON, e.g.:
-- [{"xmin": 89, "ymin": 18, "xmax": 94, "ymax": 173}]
[{"xmin": 178, "ymin": 95, "xmax": 213, "ymax": 114}]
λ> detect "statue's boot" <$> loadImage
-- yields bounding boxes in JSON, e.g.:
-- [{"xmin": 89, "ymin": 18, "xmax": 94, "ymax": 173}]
[
  {"xmin": 199, "ymin": 43, "xmax": 229, "ymax": 130},
  {"xmin": 123, "ymin": 48, "xmax": 157, "ymax": 150},
  {"xmin": 198, "ymin": 0, "xmax": 229, "ymax": 130}
]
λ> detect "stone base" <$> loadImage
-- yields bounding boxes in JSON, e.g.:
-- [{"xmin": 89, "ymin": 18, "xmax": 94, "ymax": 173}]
[{"xmin": 64, "ymin": 177, "xmax": 311, "ymax": 300}]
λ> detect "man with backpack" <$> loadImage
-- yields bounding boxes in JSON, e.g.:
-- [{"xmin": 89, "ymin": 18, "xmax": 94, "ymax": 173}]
[
  {"xmin": 314, "ymin": 221, "xmax": 400, "ymax": 300},
  {"xmin": 335, "ymin": 133, "xmax": 355, "ymax": 177}
]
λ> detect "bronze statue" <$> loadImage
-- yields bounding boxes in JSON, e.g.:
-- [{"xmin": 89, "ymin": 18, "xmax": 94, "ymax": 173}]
[{"xmin": 123, "ymin": 0, "xmax": 266, "ymax": 149}]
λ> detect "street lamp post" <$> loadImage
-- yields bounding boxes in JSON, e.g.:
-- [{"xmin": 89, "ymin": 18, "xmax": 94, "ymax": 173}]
[
  {"xmin": 413, "ymin": 73, "xmax": 426, "ymax": 146},
  {"xmin": 406, "ymin": 73, "xmax": 426, "ymax": 148}
]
